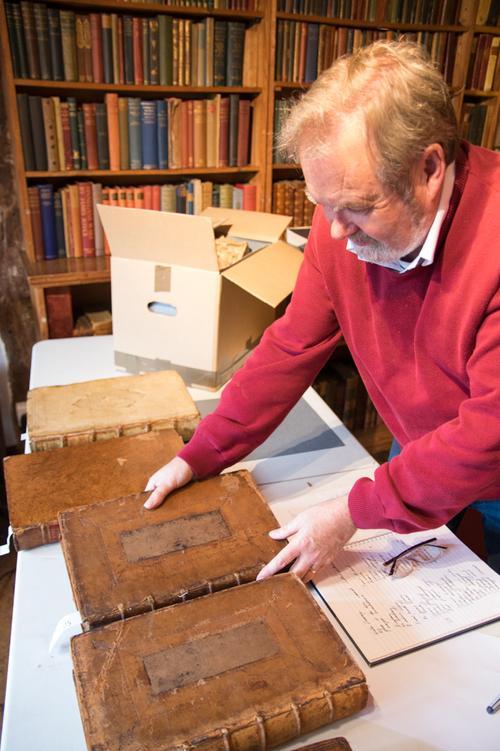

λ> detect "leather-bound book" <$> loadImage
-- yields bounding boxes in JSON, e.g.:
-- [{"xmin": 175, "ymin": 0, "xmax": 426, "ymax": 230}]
[
  {"xmin": 4, "ymin": 429, "xmax": 183, "ymax": 551},
  {"xmin": 59, "ymin": 470, "xmax": 285, "ymax": 630},
  {"xmin": 71, "ymin": 573, "xmax": 368, "ymax": 750},
  {"xmin": 27, "ymin": 370, "xmax": 200, "ymax": 451}
]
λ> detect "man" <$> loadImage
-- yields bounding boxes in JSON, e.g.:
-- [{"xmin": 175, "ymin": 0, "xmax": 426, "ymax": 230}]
[{"xmin": 145, "ymin": 40, "xmax": 500, "ymax": 577}]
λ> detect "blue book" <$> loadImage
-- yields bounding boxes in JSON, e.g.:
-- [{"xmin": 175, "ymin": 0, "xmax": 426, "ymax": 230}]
[
  {"xmin": 38, "ymin": 184, "xmax": 58, "ymax": 260},
  {"xmin": 156, "ymin": 100, "xmax": 168, "ymax": 170},
  {"xmin": 305, "ymin": 24, "xmax": 319, "ymax": 83},
  {"xmin": 53, "ymin": 189, "xmax": 66, "ymax": 258},
  {"xmin": 140, "ymin": 100, "xmax": 158, "ymax": 170},
  {"xmin": 128, "ymin": 98, "xmax": 142, "ymax": 170}
]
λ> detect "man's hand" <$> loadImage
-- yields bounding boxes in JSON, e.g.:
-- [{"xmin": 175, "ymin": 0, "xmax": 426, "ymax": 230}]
[
  {"xmin": 144, "ymin": 456, "xmax": 194, "ymax": 510},
  {"xmin": 256, "ymin": 494, "xmax": 356, "ymax": 582}
]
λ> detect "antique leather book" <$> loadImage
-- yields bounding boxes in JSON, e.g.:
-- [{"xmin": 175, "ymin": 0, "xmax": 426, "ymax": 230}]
[
  {"xmin": 59, "ymin": 470, "xmax": 287, "ymax": 630},
  {"xmin": 27, "ymin": 369, "xmax": 200, "ymax": 451},
  {"xmin": 296, "ymin": 741, "xmax": 353, "ymax": 751},
  {"xmin": 71, "ymin": 573, "xmax": 368, "ymax": 751},
  {"xmin": 3, "ymin": 429, "xmax": 183, "ymax": 550}
]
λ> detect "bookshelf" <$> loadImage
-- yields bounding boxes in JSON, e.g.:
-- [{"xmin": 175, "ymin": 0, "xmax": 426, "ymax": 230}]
[{"xmin": 0, "ymin": 0, "xmax": 271, "ymax": 338}]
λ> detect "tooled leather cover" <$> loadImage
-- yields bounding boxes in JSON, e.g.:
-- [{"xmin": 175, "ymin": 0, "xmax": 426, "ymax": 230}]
[
  {"xmin": 71, "ymin": 574, "xmax": 368, "ymax": 751},
  {"xmin": 59, "ymin": 470, "xmax": 287, "ymax": 629},
  {"xmin": 3, "ymin": 429, "xmax": 183, "ymax": 550},
  {"xmin": 27, "ymin": 369, "xmax": 200, "ymax": 451}
]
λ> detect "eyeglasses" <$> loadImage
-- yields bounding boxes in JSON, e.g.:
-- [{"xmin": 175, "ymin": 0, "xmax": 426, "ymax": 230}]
[{"xmin": 382, "ymin": 537, "xmax": 448, "ymax": 577}]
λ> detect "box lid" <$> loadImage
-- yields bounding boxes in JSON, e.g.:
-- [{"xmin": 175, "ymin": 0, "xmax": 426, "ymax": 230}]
[
  {"xmin": 201, "ymin": 207, "xmax": 291, "ymax": 243},
  {"xmin": 97, "ymin": 205, "xmax": 219, "ymax": 271},
  {"xmin": 222, "ymin": 241, "xmax": 303, "ymax": 307}
]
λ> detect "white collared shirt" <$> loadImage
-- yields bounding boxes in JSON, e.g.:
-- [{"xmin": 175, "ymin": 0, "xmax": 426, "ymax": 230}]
[{"xmin": 346, "ymin": 162, "xmax": 456, "ymax": 273}]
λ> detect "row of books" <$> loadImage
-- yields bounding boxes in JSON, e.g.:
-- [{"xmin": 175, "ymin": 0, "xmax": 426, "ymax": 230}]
[
  {"xmin": 315, "ymin": 356, "xmax": 382, "ymax": 433},
  {"xmin": 275, "ymin": 21, "xmax": 458, "ymax": 84},
  {"xmin": 6, "ymin": 2, "xmax": 246, "ymax": 87},
  {"xmin": 460, "ymin": 100, "xmax": 498, "ymax": 147},
  {"xmin": 272, "ymin": 180, "xmax": 315, "ymax": 227},
  {"xmin": 276, "ymin": 0, "xmax": 461, "ymax": 24},
  {"xmin": 467, "ymin": 35, "xmax": 500, "ymax": 92},
  {"xmin": 122, "ymin": 0, "xmax": 257, "ymax": 7},
  {"xmin": 19, "ymin": 93, "xmax": 252, "ymax": 172},
  {"xmin": 28, "ymin": 180, "xmax": 257, "ymax": 261}
]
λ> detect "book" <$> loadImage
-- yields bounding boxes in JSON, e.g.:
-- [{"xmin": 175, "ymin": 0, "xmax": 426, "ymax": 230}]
[
  {"xmin": 27, "ymin": 186, "xmax": 44, "ymax": 260},
  {"xmin": 59, "ymin": 469, "xmax": 285, "ymax": 629},
  {"xmin": 28, "ymin": 95, "xmax": 47, "ymax": 171},
  {"xmin": 4, "ymin": 428, "xmax": 183, "ymax": 550},
  {"xmin": 27, "ymin": 369, "xmax": 200, "ymax": 451},
  {"xmin": 16, "ymin": 93, "xmax": 35, "ymax": 171},
  {"xmin": 70, "ymin": 573, "xmax": 368, "ymax": 750},
  {"xmin": 38, "ymin": 183, "xmax": 58, "ymax": 259},
  {"xmin": 43, "ymin": 285, "xmax": 73, "ymax": 340}
]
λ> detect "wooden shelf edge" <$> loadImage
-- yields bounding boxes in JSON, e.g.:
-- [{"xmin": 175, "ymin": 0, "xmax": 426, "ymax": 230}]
[
  {"xmin": 14, "ymin": 79, "xmax": 263, "ymax": 95},
  {"xmin": 26, "ymin": 166, "xmax": 261, "ymax": 179},
  {"xmin": 27, "ymin": 257, "xmax": 111, "ymax": 287},
  {"xmin": 44, "ymin": 0, "xmax": 263, "ymax": 21}
]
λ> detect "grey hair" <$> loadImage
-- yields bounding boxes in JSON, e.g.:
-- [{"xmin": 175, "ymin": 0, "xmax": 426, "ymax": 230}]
[{"xmin": 278, "ymin": 40, "xmax": 458, "ymax": 199}]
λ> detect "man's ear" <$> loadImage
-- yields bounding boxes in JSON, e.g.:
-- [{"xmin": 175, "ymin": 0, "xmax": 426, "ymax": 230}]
[{"xmin": 420, "ymin": 143, "xmax": 447, "ymax": 200}]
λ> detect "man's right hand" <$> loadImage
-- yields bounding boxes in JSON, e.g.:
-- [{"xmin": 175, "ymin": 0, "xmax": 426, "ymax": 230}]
[{"xmin": 144, "ymin": 456, "xmax": 194, "ymax": 510}]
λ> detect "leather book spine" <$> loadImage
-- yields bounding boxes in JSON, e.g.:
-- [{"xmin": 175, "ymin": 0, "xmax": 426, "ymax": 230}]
[
  {"xmin": 33, "ymin": 2, "xmax": 52, "ymax": 80},
  {"xmin": 20, "ymin": 0, "xmax": 40, "ymax": 79},
  {"xmin": 27, "ymin": 186, "xmax": 45, "ymax": 260},
  {"xmin": 105, "ymin": 92, "xmax": 120, "ymax": 171},
  {"xmin": 14, "ymin": 521, "xmax": 62, "ymax": 551},
  {"xmin": 47, "ymin": 7, "xmax": 63, "ymax": 82},
  {"xmin": 89, "ymin": 13, "xmax": 103, "ymax": 83},
  {"xmin": 59, "ymin": 9, "xmax": 77, "ymax": 82}
]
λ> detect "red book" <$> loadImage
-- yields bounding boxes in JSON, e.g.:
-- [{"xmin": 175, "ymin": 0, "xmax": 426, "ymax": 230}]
[
  {"xmin": 45, "ymin": 286, "xmax": 74, "ymax": 338},
  {"xmin": 132, "ymin": 17, "xmax": 143, "ymax": 85},
  {"xmin": 101, "ymin": 187, "xmax": 111, "ymax": 256},
  {"xmin": 236, "ymin": 98, "xmax": 251, "ymax": 166},
  {"xmin": 28, "ymin": 187, "xmax": 45, "ymax": 260},
  {"xmin": 151, "ymin": 184, "xmax": 161, "ymax": 211},
  {"xmin": 218, "ymin": 96, "xmax": 229, "ymax": 167},
  {"xmin": 77, "ymin": 182, "xmax": 96, "ymax": 257},
  {"xmin": 105, "ymin": 93, "xmax": 120, "ymax": 171},
  {"xmin": 133, "ymin": 186, "xmax": 144, "ymax": 208},
  {"xmin": 82, "ymin": 103, "xmax": 98, "ymax": 170},
  {"xmin": 125, "ymin": 187, "xmax": 135, "ymax": 208},
  {"xmin": 143, "ymin": 184, "xmax": 152, "ymax": 210},
  {"xmin": 89, "ymin": 14, "xmax": 104, "ymax": 83},
  {"xmin": 59, "ymin": 102, "xmax": 74, "ymax": 171},
  {"xmin": 238, "ymin": 182, "xmax": 257, "ymax": 211}
]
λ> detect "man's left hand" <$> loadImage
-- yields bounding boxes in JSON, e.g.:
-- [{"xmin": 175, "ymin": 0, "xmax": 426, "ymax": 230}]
[{"xmin": 256, "ymin": 494, "xmax": 356, "ymax": 582}]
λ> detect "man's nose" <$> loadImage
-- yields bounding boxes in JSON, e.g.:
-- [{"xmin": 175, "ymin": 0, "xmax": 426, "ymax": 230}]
[{"xmin": 328, "ymin": 211, "xmax": 358, "ymax": 241}]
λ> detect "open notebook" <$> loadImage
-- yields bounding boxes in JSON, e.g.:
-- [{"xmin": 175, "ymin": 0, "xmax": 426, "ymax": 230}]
[{"xmin": 261, "ymin": 472, "xmax": 500, "ymax": 666}]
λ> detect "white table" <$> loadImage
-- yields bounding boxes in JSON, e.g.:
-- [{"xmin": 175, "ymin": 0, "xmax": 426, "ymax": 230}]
[{"xmin": 1, "ymin": 336, "xmax": 499, "ymax": 751}]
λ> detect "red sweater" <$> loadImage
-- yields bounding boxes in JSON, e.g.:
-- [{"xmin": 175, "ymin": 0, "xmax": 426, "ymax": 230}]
[{"xmin": 180, "ymin": 142, "xmax": 500, "ymax": 533}]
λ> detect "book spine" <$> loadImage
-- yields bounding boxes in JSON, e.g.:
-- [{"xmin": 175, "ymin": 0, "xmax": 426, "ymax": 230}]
[
  {"xmin": 118, "ymin": 98, "xmax": 130, "ymax": 170},
  {"xmin": 51, "ymin": 96, "xmax": 65, "ymax": 171},
  {"xmin": 226, "ymin": 21, "xmax": 245, "ymax": 86},
  {"xmin": 77, "ymin": 108, "xmax": 87, "ymax": 170},
  {"xmin": 89, "ymin": 13, "xmax": 104, "ymax": 83},
  {"xmin": 111, "ymin": 13, "xmax": 120, "ymax": 85},
  {"xmin": 123, "ymin": 15, "xmax": 134, "ymax": 85},
  {"xmin": 149, "ymin": 17, "xmax": 159, "ymax": 86},
  {"xmin": 38, "ymin": 184, "xmax": 58, "ymax": 259},
  {"xmin": 47, "ymin": 7, "xmax": 64, "ymax": 81},
  {"xmin": 132, "ymin": 17, "xmax": 144, "ymax": 85},
  {"xmin": 54, "ymin": 189, "xmax": 66, "ymax": 258},
  {"xmin": 45, "ymin": 285, "xmax": 74, "ymax": 338},
  {"xmin": 158, "ymin": 14, "xmax": 173, "ymax": 86},
  {"xmin": 140, "ymin": 100, "xmax": 159, "ymax": 169},
  {"xmin": 156, "ymin": 100, "xmax": 168, "ymax": 170},
  {"xmin": 27, "ymin": 186, "xmax": 44, "ymax": 260},
  {"xmin": 59, "ymin": 9, "xmax": 77, "ymax": 81},
  {"xmin": 128, "ymin": 98, "xmax": 142, "ymax": 170},
  {"xmin": 68, "ymin": 184, "xmax": 83, "ymax": 257},
  {"xmin": 59, "ymin": 102, "xmax": 74, "ymax": 171},
  {"xmin": 101, "ymin": 13, "xmax": 113, "ymax": 84},
  {"xmin": 82, "ymin": 103, "xmax": 98, "ymax": 170},
  {"xmin": 16, "ymin": 93, "xmax": 35, "ymax": 171},
  {"xmin": 14, "ymin": 522, "xmax": 62, "ymax": 551},
  {"xmin": 10, "ymin": 2, "xmax": 29, "ymax": 79},
  {"xmin": 77, "ymin": 182, "xmax": 96, "ymax": 257},
  {"xmin": 142, "ymin": 16, "xmax": 150, "ymax": 86},
  {"xmin": 28, "ymin": 96, "xmax": 48, "ymax": 171},
  {"xmin": 228, "ymin": 94, "xmax": 239, "ymax": 168},
  {"xmin": 41, "ymin": 97, "xmax": 59, "ymax": 171},
  {"xmin": 105, "ymin": 93, "xmax": 121, "ymax": 171},
  {"xmin": 75, "ymin": 14, "xmax": 87, "ymax": 82},
  {"xmin": 218, "ymin": 96, "xmax": 229, "ymax": 167},
  {"xmin": 5, "ymin": 2, "xmax": 21, "ymax": 78},
  {"xmin": 20, "ymin": 1, "xmax": 40, "ymax": 79},
  {"xmin": 213, "ymin": 20, "xmax": 227, "ymax": 86},
  {"xmin": 92, "ymin": 183, "xmax": 104, "ymax": 256},
  {"xmin": 236, "ymin": 98, "xmax": 251, "ymax": 166},
  {"xmin": 67, "ymin": 98, "xmax": 81, "ymax": 170},
  {"xmin": 95, "ymin": 102, "xmax": 110, "ymax": 170},
  {"xmin": 33, "ymin": 2, "xmax": 52, "ymax": 80}
]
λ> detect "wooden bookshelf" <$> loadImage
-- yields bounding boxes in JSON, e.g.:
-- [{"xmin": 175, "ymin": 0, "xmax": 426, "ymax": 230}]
[{"xmin": 0, "ymin": 0, "xmax": 270, "ymax": 338}]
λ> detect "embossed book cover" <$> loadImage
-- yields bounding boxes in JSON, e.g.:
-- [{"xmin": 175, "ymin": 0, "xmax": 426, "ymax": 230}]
[
  {"xmin": 59, "ymin": 470, "xmax": 287, "ymax": 630},
  {"xmin": 71, "ymin": 574, "xmax": 368, "ymax": 751},
  {"xmin": 27, "ymin": 369, "xmax": 200, "ymax": 451},
  {"xmin": 3, "ymin": 429, "xmax": 183, "ymax": 550}
]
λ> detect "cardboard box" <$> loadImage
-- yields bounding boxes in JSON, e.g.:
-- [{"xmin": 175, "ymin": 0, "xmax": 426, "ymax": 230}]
[{"xmin": 97, "ymin": 205, "xmax": 303, "ymax": 389}]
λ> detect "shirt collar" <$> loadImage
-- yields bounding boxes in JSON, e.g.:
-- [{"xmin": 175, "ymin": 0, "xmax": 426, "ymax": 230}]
[{"xmin": 346, "ymin": 161, "xmax": 456, "ymax": 273}]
